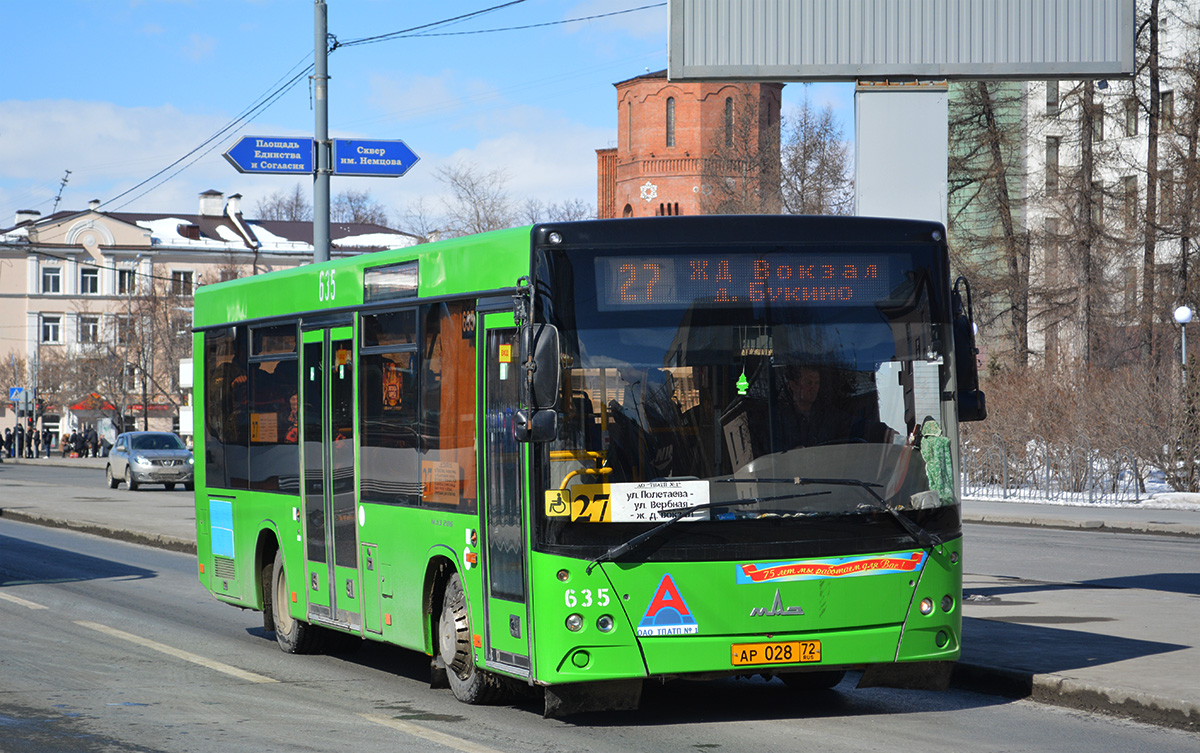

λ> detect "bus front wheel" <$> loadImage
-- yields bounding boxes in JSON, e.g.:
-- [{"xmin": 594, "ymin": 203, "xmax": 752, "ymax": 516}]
[
  {"xmin": 438, "ymin": 572, "xmax": 506, "ymax": 704},
  {"xmin": 271, "ymin": 550, "xmax": 321, "ymax": 654}
]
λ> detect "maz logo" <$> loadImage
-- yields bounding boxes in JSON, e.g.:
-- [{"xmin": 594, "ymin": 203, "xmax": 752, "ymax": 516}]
[{"xmin": 749, "ymin": 589, "xmax": 805, "ymax": 617}]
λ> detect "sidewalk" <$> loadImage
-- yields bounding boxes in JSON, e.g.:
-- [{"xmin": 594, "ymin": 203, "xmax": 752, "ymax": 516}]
[{"xmin": 1, "ymin": 458, "xmax": 1198, "ymax": 731}]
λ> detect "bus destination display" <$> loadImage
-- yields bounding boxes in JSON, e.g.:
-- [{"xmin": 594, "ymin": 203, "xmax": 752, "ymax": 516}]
[{"xmin": 595, "ymin": 254, "xmax": 895, "ymax": 310}]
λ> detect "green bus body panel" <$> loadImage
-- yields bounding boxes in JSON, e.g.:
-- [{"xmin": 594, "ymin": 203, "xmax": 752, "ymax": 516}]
[
  {"xmin": 192, "ymin": 226, "xmax": 533, "ymax": 329},
  {"xmin": 525, "ymin": 543, "xmax": 962, "ymax": 685}
]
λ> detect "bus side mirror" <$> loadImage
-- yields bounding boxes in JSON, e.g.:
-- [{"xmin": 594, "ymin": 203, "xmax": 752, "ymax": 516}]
[
  {"xmin": 522, "ymin": 323, "xmax": 561, "ymax": 410},
  {"xmin": 515, "ymin": 322, "xmax": 561, "ymax": 443},
  {"xmin": 514, "ymin": 409, "xmax": 558, "ymax": 443},
  {"xmin": 952, "ymin": 279, "xmax": 987, "ymax": 423}
]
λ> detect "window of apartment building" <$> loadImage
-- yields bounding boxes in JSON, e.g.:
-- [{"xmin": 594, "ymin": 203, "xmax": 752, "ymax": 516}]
[
  {"xmin": 117, "ymin": 268, "xmax": 135, "ymax": 296},
  {"xmin": 114, "ymin": 315, "xmax": 131, "ymax": 345},
  {"xmin": 1091, "ymin": 181, "xmax": 1104, "ymax": 226},
  {"xmin": 666, "ymin": 97, "xmax": 676, "ymax": 148},
  {"xmin": 1160, "ymin": 170, "xmax": 1176, "ymax": 226},
  {"xmin": 1161, "ymin": 91, "xmax": 1174, "ymax": 130},
  {"xmin": 725, "ymin": 97, "xmax": 734, "ymax": 147},
  {"xmin": 1123, "ymin": 175, "xmax": 1138, "ymax": 232},
  {"xmin": 78, "ymin": 315, "xmax": 100, "ymax": 344},
  {"xmin": 1045, "ymin": 81, "xmax": 1059, "ymax": 116},
  {"xmin": 41, "ymin": 267, "xmax": 61, "ymax": 294},
  {"xmin": 1123, "ymin": 98, "xmax": 1138, "ymax": 136},
  {"xmin": 1045, "ymin": 137, "xmax": 1060, "ymax": 196},
  {"xmin": 1123, "ymin": 265, "xmax": 1139, "ymax": 317},
  {"xmin": 1091, "ymin": 105, "xmax": 1104, "ymax": 141},
  {"xmin": 41, "ymin": 315, "xmax": 61, "ymax": 344},
  {"xmin": 1043, "ymin": 218, "xmax": 1061, "ymax": 289},
  {"xmin": 171, "ymin": 270, "xmax": 194, "ymax": 296},
  {"xmin": 80, "ymin": 267, "xmax": 99, "ymax": 295}
]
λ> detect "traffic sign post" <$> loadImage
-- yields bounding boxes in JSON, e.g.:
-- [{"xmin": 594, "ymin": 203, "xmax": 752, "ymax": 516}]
[
  {"xmin": 333, "ymin": 139, "xmax": 420, "ymax": 177},
  {"xmin": 223, "ymin": 136, "xmax": 315, "ymax": 175}
]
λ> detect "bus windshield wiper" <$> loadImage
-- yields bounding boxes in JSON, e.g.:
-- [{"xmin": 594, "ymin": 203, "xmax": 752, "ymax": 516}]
[
  {"xmin": 585, "ymin": 492, "xmax": 828, "ymax": 575},
  {"xmin": 715, "ymin": 476, "xmax": 943, "ymax": 551}
]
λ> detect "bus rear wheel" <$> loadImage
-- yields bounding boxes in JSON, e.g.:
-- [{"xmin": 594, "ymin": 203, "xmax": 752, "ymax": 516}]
[
  {"xmin": 438, "ymin": 572, "xmax": 506, "ymax": 704},
  {"xmin": 271, "ymin": 550, "xmax": 321, "ymax": 654}
]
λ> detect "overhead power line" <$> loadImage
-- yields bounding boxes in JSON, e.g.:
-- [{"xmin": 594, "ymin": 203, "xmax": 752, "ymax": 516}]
[{"xmin": 87, "ymin": 1, "xmax": 661, "ymax": 213}]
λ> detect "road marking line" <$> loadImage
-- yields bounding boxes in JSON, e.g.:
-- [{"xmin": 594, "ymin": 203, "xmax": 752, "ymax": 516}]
[
  {"xmin": 0, "ymin": 592, "xmax": 48, "ymax": 609},
  {"xmin": 74, "ymin": 621, "xmax": 277, "ymax": 684},
  {"xmin": 360, "ymin": 713, "xmax": 508, "ymax": 753}
]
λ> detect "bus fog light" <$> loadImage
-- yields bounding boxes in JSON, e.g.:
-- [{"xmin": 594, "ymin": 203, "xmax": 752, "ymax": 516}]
[
  {"xmin": 548, "ymin": 231, "xmax": 563, "ymax": 244},
  {"xmin": 565, "ymin": 613, "xmax": 584, "ymax": 632},
  {"xmin": 941, "ymin": 595, "xmax": 955, "ymax": 612},
  {"xmin": 556, "ymin": 569, "xmax": 570, "ymax": 582},
  {"xmin": 597, "ymin": 614, "xmax": 615, "ymax": 632},
  {"xmin": 919, "ymin": 598, "xmax": 935, "ymax": 615},
  {"xmin": 571, "ymin": 650, "xmax": 591, "ymax": 668},
  {"xmin": 936, "ymin": 630, "xmax": 949, "ymax": 648}
]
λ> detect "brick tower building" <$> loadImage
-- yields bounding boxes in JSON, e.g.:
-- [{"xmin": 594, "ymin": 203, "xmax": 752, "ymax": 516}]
[{"xmin": 596, "ymin": 70, "xmax": 783, "ymax": 219}]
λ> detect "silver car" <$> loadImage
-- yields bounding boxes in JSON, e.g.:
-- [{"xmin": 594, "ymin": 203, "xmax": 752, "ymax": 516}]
[{"xmin": 106, "ymin": 431, "xmax": 194, "ymax": 491}]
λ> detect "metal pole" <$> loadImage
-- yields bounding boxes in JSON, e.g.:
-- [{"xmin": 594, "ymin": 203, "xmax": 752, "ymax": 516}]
[
  {"xmin": 1183, "ymin": 323, "xmax": 1188, "ymax": 384},
  {"xmin": 313, "ymin": 0, "xmax": 331, "ymax": 264}
]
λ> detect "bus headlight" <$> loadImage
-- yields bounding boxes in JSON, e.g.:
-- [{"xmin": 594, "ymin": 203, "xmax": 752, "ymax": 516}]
[
  {"xmin": 941, "ymin": 595, "xmax": 955, "ymax": 613},
  {"xmin": 596, "ymin": 614, "xmax": 615, "ymax": 633},
  {"xmin": 919, "ymin": 597, "xmax": 935, "ymax": 615},
  {"xmin": 565, "ymin": 614, "xmax": 584, "ymax": 632}
]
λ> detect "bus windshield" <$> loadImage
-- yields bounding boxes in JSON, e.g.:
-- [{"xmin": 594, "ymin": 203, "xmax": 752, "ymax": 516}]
[{"xmin": 535, "ymin": 243, "xmax": 960, "ymax": 561}]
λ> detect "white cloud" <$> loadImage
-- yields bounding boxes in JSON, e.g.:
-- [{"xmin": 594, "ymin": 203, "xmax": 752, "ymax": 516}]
[
  {"xmin": 0, "ymin": 99, "xmax": 309, "ymax": 216},
  {"xmin": 184, "ymin": 33, "xmax": 217, "ymax": 62}
]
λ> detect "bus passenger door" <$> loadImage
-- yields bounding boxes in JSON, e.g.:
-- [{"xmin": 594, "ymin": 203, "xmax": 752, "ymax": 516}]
[
  {"xmin": 479, "ymin": 313, "xmax": 530, "ymax": 675},
  {"xmin": 300, "ymin": 324, "xmax": 360, "ymax": 631}
]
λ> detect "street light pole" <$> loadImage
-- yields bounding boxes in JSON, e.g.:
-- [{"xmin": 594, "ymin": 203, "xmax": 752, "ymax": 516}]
[{"xmin": 1175, "ymin": 305, "xmax": 1194, "ymax": 384}]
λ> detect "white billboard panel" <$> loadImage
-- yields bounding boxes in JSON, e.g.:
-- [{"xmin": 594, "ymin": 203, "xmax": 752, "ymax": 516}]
[{"xmin": 669, "ymin": 0, "xmax": 1135, "ymax": 81}]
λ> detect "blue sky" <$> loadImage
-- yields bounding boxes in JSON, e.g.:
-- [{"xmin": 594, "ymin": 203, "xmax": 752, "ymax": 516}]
[{"xmin": 0, "ymin": 0, "xmax": 854, "ymax": 228}]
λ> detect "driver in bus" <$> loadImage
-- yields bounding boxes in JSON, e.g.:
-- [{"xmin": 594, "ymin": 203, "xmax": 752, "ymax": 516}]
[{"xmin": 774, "ymin": 364, "xmax": 893, "ymax": 450}]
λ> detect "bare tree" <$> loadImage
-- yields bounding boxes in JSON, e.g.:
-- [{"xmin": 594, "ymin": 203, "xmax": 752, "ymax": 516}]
[
  {"xmin": 699, "ymin": 90, "xmax": 781, "ymax": 214},
  {"xmin": 948, "ymin": 81, "xmax": 1031, "ymax": 367},
  {"xmin": 332, "ymin": 188, "xmax": 390, "ymax": 225},
  {"xmin": 399, "ymin": 196, "xmax": 442, "ymax": 243},
  {"xmin": 1139, "ymin": 0, "xmax": 1164, "ymax": 360},
  {"xmin": 254, "ymin": 183, "xmax": 312, "ymax": 221},
  {"xmin": 436, "ymin": 162, "xmax": 517, "ymax": 237},
  {"xmin": 522, "ymin": 197, "xmax": 595, "ymax": 224},
  {"xmin": 779, "ymin": 92, "xmax": 853, "ymax": 216}
]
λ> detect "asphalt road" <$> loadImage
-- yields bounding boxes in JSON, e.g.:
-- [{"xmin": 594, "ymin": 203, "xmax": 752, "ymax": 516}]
[{"xmin": 3, "ymin": 511, "xmax": 1199, "ymax": 751}]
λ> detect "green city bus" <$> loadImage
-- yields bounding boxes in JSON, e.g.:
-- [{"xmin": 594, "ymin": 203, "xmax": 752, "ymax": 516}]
[{"xmin": 193, "ymin": 215, "xmax": 985, "ymax": 715}]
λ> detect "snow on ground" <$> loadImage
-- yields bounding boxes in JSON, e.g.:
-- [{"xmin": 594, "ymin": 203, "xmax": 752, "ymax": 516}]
[{"xmin": 966, "ymin": 490, "xmax": 1200, "ymax": 511}]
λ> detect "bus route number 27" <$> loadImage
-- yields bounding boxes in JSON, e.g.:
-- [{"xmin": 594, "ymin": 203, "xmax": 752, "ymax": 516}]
[{"xmin": 318, "ymin": 270, "xmax": 337, "ymax": 302}]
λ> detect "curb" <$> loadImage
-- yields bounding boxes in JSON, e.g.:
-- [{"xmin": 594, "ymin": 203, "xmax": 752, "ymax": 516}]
[
  {"xmin": 0, "ymin": 508, "xmax": 196, "ymax": 555},
  {"xmin": 962, "ymin": 513, "xmax": 1200, "ymax": 538},
  {"xmin": 952, "ymin": 662, "xmax": 1200, "ymax": 732}
]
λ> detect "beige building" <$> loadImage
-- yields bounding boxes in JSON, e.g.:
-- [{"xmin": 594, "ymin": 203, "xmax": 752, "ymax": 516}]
[{"xmin": 0, "ymin": 190, "xmax": 417, "ymax": 447}]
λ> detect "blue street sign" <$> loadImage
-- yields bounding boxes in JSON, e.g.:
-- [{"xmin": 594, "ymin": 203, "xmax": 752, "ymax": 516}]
[
  {"xmin": 333, "ymin": 139, "xmax": 420, "ymax": 177},
  {"xmin": 224, "ymin": 136, "xmax": 314, "ymax": 174},
  {"xmin": 9, "ymin": 387, "xmax": 22, "ymax": 401}
]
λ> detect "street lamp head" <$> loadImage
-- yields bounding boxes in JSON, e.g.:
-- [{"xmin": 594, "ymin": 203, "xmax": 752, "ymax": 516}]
[{"xmin": 1174, "ymin": 305, "xmax": 1194, "ymax": 325}]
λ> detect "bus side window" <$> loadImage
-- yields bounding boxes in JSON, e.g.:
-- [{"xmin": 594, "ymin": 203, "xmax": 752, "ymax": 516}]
[
  {"xmin": 204, "ymin": 325, "xmax": 249, "ymax": 490},
  {"xmin": 360, "ymin": 311, "xmax": 420, "ymax": 505},
  {"xmin": 419, "ymin": 302, "xmax": 477, "ymax": 511}
]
